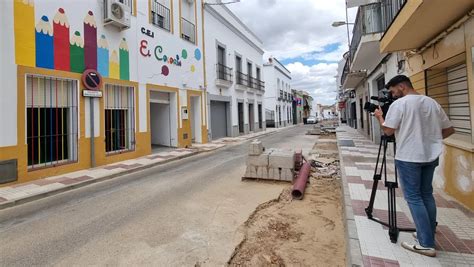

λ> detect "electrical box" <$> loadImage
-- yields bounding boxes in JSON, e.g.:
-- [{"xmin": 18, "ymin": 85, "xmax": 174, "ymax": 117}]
[{"xmin": 181, "ymin": 106, "xmax": 189, "ymax": 120}]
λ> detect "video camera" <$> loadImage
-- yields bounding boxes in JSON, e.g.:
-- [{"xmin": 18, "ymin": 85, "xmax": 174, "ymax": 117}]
[{"xmin": 363, "ymin": 89, "xmax": 396, "ymax": 117}]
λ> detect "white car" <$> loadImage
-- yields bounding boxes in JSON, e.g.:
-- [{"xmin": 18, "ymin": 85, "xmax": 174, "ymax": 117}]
[{"xmin": 307, "ymin": 116, "xmax": 317, "ymax": 124}]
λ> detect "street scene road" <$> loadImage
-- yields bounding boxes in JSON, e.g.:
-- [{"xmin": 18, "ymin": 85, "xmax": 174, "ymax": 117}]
[{"xmin": 0, "ymin": 126, "xmax": 318, "ymax": 266}]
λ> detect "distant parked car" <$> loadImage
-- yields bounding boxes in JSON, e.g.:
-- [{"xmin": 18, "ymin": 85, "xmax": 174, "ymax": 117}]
[{"xmin": 307, "ymin": 116, "xmax": 317, "ymax": 124}]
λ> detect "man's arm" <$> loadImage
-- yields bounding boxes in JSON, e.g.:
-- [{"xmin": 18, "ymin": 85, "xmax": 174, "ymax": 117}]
[
  {"xmin": 376, "ymin": 116, "xmax": 396, "ymax": 136},
  {"xmin": 442, "ymin": 127, "xmax": 455, "ymax": 139}
]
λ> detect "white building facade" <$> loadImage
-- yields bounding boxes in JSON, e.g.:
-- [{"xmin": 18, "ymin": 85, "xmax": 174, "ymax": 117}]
[
  {"xmin": 204, "ymin": 4, "xmax": 265, "ymax": 139},
  {"xmin": 263, "ymin": 57, "xmax": 292, "ymax": 127}
]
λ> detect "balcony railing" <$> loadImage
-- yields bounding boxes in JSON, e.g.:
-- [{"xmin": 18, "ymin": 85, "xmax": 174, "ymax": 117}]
[
  {"xmin": 151, "ymin": 1, "xmax": 171, "ymax": 32},
  {"xmin": 181, "ymin": 18, "xmax": 195, "ymax": 44},
  {"xmin": 250, "ymin": 77, "xmax": 265, "ymax": 90},
  {"xmin": 350, "ymin": 3, "xmax": 383, "ymax": 61},
  {"xmin": 381, "ymin": 0, "xmax": 407, "ymax": 31},
  {"xmin": 236, "ymin": 71, "xmax": 249, "ymax": 86},
  {"xmin": 217, "ymin": 63, "xmax": 232, "ymax": 82},
  {"xmin": 341, "ymin": 58, "xmax": 350, "ymax": 86}
]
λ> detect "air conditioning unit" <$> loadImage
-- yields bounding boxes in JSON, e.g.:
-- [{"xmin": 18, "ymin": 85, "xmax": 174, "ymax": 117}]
[{"xmin": 103, "ymin": 0, "xmax": 130, "ymax": 30}]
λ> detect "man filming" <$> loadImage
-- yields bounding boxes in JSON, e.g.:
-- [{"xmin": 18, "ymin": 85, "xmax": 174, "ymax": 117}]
[{"xmin": 374, "ymin": 75, "xmax": 455, "ymax": 257}]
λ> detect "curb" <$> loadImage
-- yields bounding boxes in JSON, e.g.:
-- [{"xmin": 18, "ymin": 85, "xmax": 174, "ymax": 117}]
[
  {"xmin": 335, "ymin": 129, "xmax": 364, "ymax": 267},
  {"xmin": 0, "ymin": 127, "xmax": 287, "ymax": 211}
]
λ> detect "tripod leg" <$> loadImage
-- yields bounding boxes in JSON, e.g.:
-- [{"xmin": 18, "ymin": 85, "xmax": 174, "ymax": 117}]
[
  {"xmin": 387, "ymin": 184, "xmax": 399, "ymax": 243},
  {"xmin": 365, "ymin": 137, "xmax": 385, "ymax": 218}
]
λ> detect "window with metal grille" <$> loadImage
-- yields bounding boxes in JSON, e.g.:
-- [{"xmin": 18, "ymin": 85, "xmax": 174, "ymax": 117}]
[
  {"xmin": 26, "ymin": 75, "xmax": 78, "ymax": 169},
  {"xmin": 151, "ymin": 0, "xmax": 171, "ymax": 31},
  {"xmin": 426, "ymin": 62, "xmax": 471, "ymax": 138},
  {"xmin": 104, "ymin": 84, "xmax": 136, "ymax": 154}
]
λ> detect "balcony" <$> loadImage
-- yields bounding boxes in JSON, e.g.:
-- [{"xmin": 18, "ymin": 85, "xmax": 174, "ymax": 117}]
[
  {"xmin": 380, "ymin": 0, "xmax": 474, "ymax": 53},
  {"xmin": 249, "ymin": 77, "xmax": 265, "ymax": 92},
  {"xmin": 151, "ymin": 1, "xmax": 171, "ymax": 32},
  {"xmin": 350, "ymin": 2, "xmax": 386, "ymax": 72},
  {"xmin": 181, "ymin": 18, "xmax": 195, "ymax": 44},
  {"xmin": 341, "ymin": 55, "xmax": 366, "ymax": 89},
  {"xmin": 215, "ymin": 63, "xmax": 233, "ymax": 88},
  {"xmin": 235, "ymin": 71, "xmax": 249, "ymax": 91}
]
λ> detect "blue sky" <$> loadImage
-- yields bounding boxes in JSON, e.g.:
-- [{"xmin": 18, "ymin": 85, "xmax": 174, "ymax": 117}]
[{"xmin": 280, "ymin": 43, "xmax": 341, "ymax": 66}]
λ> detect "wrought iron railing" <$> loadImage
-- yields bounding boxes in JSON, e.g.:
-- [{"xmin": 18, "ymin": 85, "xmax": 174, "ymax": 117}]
[
  {"xmin": 216, "ymin": 63, "xmax": 232, "ymax": 82},
  {"xmin": 381, "ymin": 0, "xmax": 407, "ymax": 32},
  {"xmin": 350, "ymin": 3, "xmax": 383, "ymax": 61},
  {"xmin": 151, "ymin": 1, "xmax": 171, "ymax": 31},
  {"xmin": 236, "ymin": 71, "xmax": 249, "ymax": 86},
  {"xmin": 249, "ymin": 77, "xmax": 265, "ymax": 90},
  {"xmin": 181, "ymin": 18, "xmax": 195, "ymax": 43}
]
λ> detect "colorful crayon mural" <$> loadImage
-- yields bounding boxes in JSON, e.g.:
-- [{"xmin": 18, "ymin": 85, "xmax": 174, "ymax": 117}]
[
  {"xmin": 53, "ymin": 8, "xmax": 70, "ymax": 71},
  {"xmin": 70, "ymin": 31, "xmax": 85, "ymax": 73},
  {"xmin": 14, "ymin": 0, "xmax": 36, "ymax": 67},
  {"xmin": 84, "ymin": 11, "xmax": 97, "ymax": 70},
  {"xmin": 110, "ymin": 50, "xmax": 119, "ymax": 79},
  {"xmin": 35, "ymin": 16, "xmax": 54, "ymax": 69},
  {"xmin": 98, "ymin": 35, "xmax": 109, "ymax": 78},
  {"xmin": 119, "ymin": 38, "xmax": 129, "ymax": 80},
  {"xmin": 13, "ymin": 5, "xmax": 131, "ymax": 81}
]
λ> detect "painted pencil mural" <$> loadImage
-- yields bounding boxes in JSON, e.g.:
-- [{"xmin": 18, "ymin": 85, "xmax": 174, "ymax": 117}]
[
  {"xmin": 53, "ymin": 8, "xmax": 70, "ymax": 71},
  {"xmin": 98, "ymin": 35, "xmax": 109, "ymax": 78},
  {"xmin": 70, "ymin": 31, "xmax": 85, "ymax": 73},
  {"xmin": 119, "ymin": 38, "xmax": 129, "ymax": 80},
  {"xmin": 84, "ymin": 11, "xmax": 97, "ymax": 70},
  {"xmin": 35, "ymin": 16, "xmax": 54, "ymax": 69},
  {"xmin": 110, "ymin": 50, "xmax": 120, "ymax": 79},
  {"xmin": 13, "ymin": 5, "xmax": 132, "ymax": 81},
  {"xmin": 14, "ymin": 0, "xmax": 36, "ymax": 67}
]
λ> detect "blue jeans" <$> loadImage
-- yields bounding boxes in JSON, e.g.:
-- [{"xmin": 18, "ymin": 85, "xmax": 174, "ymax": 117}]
[{"xmin": 395, "ymin": 158, "xmax": 439, "ymax": 248}]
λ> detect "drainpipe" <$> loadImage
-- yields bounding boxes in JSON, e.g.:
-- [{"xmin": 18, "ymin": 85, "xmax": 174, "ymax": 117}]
[{"xmin": 291, "ymin": 162, "xmax": 311, "ymax": 200}]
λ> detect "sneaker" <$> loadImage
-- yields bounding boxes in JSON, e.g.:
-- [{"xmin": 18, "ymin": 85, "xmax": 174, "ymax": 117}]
[
  {"xmin": 412, "ymin": 232, "xmax": 417, "ymax": 240},
  {"xmin": 401, "ymin": 242, "xmax": 436, "ymax": 257}
]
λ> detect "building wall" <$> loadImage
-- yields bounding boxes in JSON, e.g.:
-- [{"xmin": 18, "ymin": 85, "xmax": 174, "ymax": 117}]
[
  {"xmin": 405, "ymin": 16, "xmax": 474, "ymax": 210},
  {"xmin": 263, "ymin": 59, "xmax": 292, "ymax": 127},
  {"xmin": 204, "ymin": 5, "xmax": 264, "ymax": 138},
  {"xmin": 0, "ymin": 0, "xmax": 208, "ymax": 185}
]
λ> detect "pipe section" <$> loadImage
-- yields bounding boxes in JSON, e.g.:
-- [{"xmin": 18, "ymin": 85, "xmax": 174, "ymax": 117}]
[{"xmin": 291, "ymin": 162, "xmax": 311, "ymax": 200}]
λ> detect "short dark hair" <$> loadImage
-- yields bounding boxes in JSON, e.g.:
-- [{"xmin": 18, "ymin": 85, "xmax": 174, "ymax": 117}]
[{"xmin": 385, "ymin": 75, "xmax": 413, "ymax": 89}]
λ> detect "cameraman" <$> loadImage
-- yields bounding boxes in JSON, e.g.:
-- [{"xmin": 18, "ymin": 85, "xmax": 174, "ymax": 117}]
[{"xmin": 374, "ymin": 75, "xmax": 454, "ymax": 257}]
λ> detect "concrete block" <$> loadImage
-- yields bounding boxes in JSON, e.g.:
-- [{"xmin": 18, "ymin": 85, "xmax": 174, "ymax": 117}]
[
  {"xmin": 245, "ymin": 166, "xmax": 258, "ymax": 178},
  {"xmin": 268, "ymin": 151, "xmax": 295, "ymax": 169},
  {"xmin": 268, "ymin": 168, "xmax": 280, "ymax": 180},
  {"xmin": 280, "ymin": 168, "xmax": 294, "ymax": 181},
  {"xmin": 246, "ymin": 153, "xmax": 269, "ymax": 167},
  {"xmin": 248, "ymin": 140, "xmax": 264, "ymax": 156},
  {"xmin": 257, "ymin": 167, "xmax": 268, "ymax": 179}
]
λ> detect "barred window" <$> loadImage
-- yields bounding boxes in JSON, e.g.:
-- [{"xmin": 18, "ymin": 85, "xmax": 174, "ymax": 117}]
[
  {"xmin": 26, "ymin": 75, "xmax": 78, "ymax": 169},
  {"xmin": 151, "ymin": 0, "xmax": 171, "ymax": 31},
  {"xmin": 426, "ymin": 62, "xmax": 471, "ymax": 138},
  {"xmin": 104, "ymin": 84, "xmax": 136, "ymax": 154}
]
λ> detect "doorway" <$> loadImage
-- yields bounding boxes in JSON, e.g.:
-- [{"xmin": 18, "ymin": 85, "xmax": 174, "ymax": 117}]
[
  {"xmin": 248, "ymin": 103, "xmax": 254, "ymax": 132},
  {"xmin": 190, "ymin": 95, "xmax": 202, "ymax": 143},
  {"xmin": 238, "ymin": 102, "xmax": 244, "ymax": 134},
  {"xmin": 149, "ymin": 90, "xmax": 178, "ymax": 152}
]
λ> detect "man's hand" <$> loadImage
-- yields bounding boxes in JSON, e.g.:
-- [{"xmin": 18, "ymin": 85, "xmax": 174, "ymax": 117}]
[{"xmin": 374, "ymin": 106, "xmax": 383, "ymax": 120}]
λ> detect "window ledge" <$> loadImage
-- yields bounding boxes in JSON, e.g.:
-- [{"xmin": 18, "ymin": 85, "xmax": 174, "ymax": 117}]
[{"xmin": 443, "ymin": 137, "xmax": 474, "ymax": 153}]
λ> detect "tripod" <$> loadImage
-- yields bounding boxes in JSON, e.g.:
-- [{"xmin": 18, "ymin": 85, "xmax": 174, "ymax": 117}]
[{"xmin": 365, "ymin": 134, "xmax": 415, "ymax": 243}]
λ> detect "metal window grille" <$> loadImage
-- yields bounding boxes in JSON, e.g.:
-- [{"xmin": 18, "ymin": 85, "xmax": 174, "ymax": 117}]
[
  {"xmin": 151, "ymin": 1, "xmax": 171, "ymax": 31},
  {"xmin": 426, "ymin": 62, "xmax": 471, "ymax": 136},
  {"xmin": 118, "ymin": 0, "xmax": 134, "ymax": 14},
  {"xmin": 236, "ymin": 71, "xmax": 248, "ymax": 86},
  {"xmin": 217, "ymin": 63, "xmax": 233, "ymax": 82},
  {"xmin": 104, "ymin": 84, "xmax": 136, "ymax": 154},
  {"xmin": 181, "ymin": 18, "xmax": 196, "ymax": 43},
  {"xmin": 26, "ymin": 75, "xmax": 78, "ymax": 169}
]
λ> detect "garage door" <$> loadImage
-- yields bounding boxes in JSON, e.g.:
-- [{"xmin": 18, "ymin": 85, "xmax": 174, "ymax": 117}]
[{"xmin": 210, "ymin": 101, "xmax": 227, "ymax": 139}]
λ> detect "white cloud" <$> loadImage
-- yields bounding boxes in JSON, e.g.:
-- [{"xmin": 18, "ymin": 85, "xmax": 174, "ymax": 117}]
[{"xmin": 228, "ymin": 0, "xmax": 357, "ymax": 105}]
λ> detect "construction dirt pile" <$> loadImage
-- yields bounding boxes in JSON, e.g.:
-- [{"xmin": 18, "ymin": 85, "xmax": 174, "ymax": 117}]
[{"xmin": 227, "ymin": 134, "xmax": 345, "ymax": 267}]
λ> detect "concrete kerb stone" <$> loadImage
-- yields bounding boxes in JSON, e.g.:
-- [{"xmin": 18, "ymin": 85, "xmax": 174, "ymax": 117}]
[
  {"xmin": 0, "ymin": 127, "xmax": 294, "ymax": 211},
  {"xmin": 335, "ymin": 129, "xmax": 364, "ymax": 267}
]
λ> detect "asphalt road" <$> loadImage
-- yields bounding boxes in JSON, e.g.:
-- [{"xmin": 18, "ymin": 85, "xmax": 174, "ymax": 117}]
[{"xmin": 0, "ymin": 125, "xmax": 316, "ymax": 266}]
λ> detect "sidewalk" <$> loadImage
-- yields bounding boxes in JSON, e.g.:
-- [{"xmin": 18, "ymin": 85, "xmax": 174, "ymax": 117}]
[
  {"xmin": 0, "ymin": 126, "xmax": 290, "ymax": 210},
  {"xmin": 337, "ymin": 126, "xmax": 474, "ymax": 266}
]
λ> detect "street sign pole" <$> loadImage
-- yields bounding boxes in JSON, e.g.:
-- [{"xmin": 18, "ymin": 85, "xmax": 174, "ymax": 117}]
[{"xmin": 90, "ymin": 97, "xmax": 95, "ymax": 168}]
